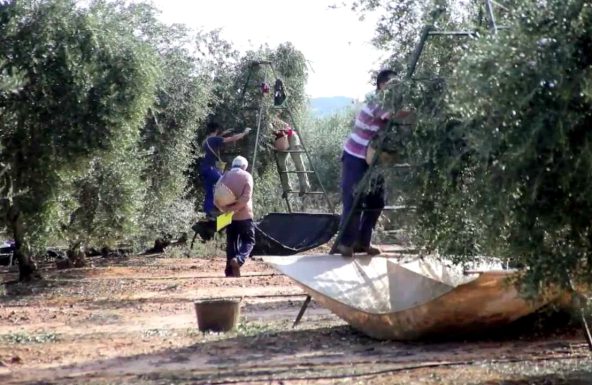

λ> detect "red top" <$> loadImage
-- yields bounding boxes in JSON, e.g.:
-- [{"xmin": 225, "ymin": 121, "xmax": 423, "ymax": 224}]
[{"xmin": 274, "ymin": 121, "xmax": 294, "ymax": 139}]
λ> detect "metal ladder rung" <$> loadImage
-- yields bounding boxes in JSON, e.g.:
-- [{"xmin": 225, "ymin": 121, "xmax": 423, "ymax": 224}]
[
  {"xmin": 285, "ymin": 190, "xmax": 325, "ymax": 195},
  {"xmin": 428, "ymin": 30, "xmax": 477, "ymax": 36},
  {"xmin": 349, "ymin": 206, "xmax": 414, "ymax": 213},
  {"xmin": 278, "ymin": 170, "xmax": 315, "ymax": 174},
  {"xmin": 274, "ymin": 149, "xmax": 306, "ymax": 154},
  {"xmin": 383, "ymin": 205, "xmax": 414, "ymax": 211},
  {"xmin": 251, "ymin": 60, "xmax": 272, "ymax": 66}
]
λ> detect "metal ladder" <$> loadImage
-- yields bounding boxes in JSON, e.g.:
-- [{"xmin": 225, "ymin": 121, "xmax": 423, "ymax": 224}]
[{"xmin": 238, "ymin": 60, "xmax": 335, "ymax": 214}]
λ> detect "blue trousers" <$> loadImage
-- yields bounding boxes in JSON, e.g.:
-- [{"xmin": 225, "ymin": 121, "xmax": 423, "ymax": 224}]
[
  {"xmin": 340, "ymin": 152, "xmax": 385, "ymax": 247},
  {"xmin": 226, "ymin": 219, "xmax": 256, "ymax": 268},
  {"xmin": 200, "ymin": 164, "xmax": 222, "ymax": 216}
]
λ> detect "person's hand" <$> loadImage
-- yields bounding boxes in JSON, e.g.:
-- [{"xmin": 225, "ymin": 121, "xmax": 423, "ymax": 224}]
[
  {"xmin": 394, "ymin": 108, "xmax": 416, "ymax": 120},
  {"xmin": 243, "ymin": 127, "xmax": 252, "ymax": 134},
  {"xmin": 380, "ymin": 111, "xmax": 391, "ymax": 121}
]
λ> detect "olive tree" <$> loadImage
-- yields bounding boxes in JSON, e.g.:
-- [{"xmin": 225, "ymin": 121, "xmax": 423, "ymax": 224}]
[
  {"xmin": 364, "ymin": 0, "xmax": 592, "ymax": 291},
  {"xmin": 59, "ymin": 2, "xmax": 217, "ymax": 256},
  {"xmin": 0, "ymin": 0, "xmax": 158, "ymax": 279},
  {"xmin": 138, "ymin": 22, "xmax": 213, "ymax": 246},
  {"xmin": 440, "ymin": 0, "xmax": 592, "ymax": 290}
]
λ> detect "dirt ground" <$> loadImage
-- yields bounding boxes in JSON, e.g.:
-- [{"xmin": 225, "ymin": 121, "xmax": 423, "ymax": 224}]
[{"xmin": 0, "ymin": 251, "xmax": 591, "ymax": 385}]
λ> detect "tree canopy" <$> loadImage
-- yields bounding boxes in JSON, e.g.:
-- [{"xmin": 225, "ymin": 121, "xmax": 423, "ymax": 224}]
[
  {"xmin": 0, "ymin": 0, "xmax": 312, "ymax": 279},
  {"xmin": 362, "ymin": 0, "xmax": 592, "ymax": 291},
  {"xmin": 0, "ymin": 0, "xmax": 159, "ymax": 278}
]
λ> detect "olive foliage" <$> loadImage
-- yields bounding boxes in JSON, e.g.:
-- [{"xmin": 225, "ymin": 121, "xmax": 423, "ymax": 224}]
[{"xmin": 359, "ymin": 0, "xmax": 592, "ymax": 290}]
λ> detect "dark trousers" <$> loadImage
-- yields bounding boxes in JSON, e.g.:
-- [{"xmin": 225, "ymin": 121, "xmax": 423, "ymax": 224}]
[
  {"xmin": 340, "ymin": 152, "xmax": 385, "ymax": 248},
  {"xmin": 225, "ymin": 219, "xmax": 255, "ymax": 269}
]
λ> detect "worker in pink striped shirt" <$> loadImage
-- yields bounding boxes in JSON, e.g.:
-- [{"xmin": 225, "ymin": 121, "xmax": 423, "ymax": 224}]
[{"xmin": 333, "ymin": 69, "xmax": 396, "ymax": 257}]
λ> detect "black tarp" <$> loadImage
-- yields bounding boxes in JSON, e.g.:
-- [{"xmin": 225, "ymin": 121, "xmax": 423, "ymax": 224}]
[
  {"xmin": 190, "ymin": 212, "xmax": 340, "ymax": 256},
  {"xmin": 251, "ymin": 213, "xmax": 339, "ymax": 256}
]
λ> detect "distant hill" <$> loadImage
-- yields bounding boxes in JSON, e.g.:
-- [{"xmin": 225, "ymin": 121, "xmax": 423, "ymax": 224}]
[{"xmin": 309, "ymin": 96, "xmax": 356, "ymax": 117}]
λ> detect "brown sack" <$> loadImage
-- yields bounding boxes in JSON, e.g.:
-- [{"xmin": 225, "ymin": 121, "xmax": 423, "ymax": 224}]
[
  {"xmin": 214, "ymin": 180, "xmax": 237, "ymax": 209},
  {"xmin": 274, "ymin": 134, "xmax": 289, "ymax": 151}
]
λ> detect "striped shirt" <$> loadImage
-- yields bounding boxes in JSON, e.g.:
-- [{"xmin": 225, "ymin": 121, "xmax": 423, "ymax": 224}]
[{"xmin": 343, "ymin": 98, "xmax": 390, "ymax": 159}]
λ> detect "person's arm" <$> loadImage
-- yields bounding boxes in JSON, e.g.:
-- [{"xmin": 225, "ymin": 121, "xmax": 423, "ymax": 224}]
[
  {"xmin": 225, "ymin": 174, "xmax": 253, "ymax": 212},
  {"xmin": 392, "ymin": 108, "xmax": 414, "ymax": 120},
  {"xmin": 373, "ymin": 102, "xmax": 392, "ymax": 122},
  {"xmin": 222, "ymin": 127, "xmax": 251, "ymax": 143},
  {"xmin": 373, "ymin": 95, "xmax": 414, "ymax": 122}
]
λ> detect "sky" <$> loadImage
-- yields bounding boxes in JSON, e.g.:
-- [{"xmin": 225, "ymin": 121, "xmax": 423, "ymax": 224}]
[{"xmin": 147, "ymin": 0, "xmax": 386, "ymax": 99}]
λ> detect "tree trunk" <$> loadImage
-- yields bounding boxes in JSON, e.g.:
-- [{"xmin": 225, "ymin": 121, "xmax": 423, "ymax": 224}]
[
  {"xmin": 67, "ymin": 240, "xmax": 87, "ymax": 268},
  {"xmin": 7, "ymin": 204, "xmax": 41, "ymax": 281}
]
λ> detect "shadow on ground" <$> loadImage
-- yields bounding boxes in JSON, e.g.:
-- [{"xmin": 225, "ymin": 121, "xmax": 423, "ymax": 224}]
[
  {"xmin": 477, "ymin": 370, "xmax": 592, "ymax": 385},
  {"xmin": 5, "ymin": 313, "xmax": 589, "ymax": 385},
  {"xmin": 0, "ymin": 278, "xmax": 72, "ymax": 303}
]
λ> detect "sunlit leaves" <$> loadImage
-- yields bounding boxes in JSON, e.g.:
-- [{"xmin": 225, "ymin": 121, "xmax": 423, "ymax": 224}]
[{"xmin": 0, "ymin": 0, "xmax": 158, "ymax": 251}]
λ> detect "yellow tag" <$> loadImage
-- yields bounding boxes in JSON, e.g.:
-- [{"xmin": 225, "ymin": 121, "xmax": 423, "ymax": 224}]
[
  {"xmin": 216, "ymin": 211, "xmax": 234, "ymax": 231},
  {"xmin": 215, "ymin": 161, "xmax": 227, "ymax": 172}
]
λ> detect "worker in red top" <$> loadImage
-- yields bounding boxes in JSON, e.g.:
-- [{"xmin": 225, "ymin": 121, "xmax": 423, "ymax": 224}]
[{"xmin": 271, "ymin": 112, "xmax": 310, "ymax": 197}]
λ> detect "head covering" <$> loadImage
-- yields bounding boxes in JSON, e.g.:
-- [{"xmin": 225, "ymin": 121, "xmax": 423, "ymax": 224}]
[{"xmin": 231, "ymin": 155, "xmax": 248, "ymax": 170}]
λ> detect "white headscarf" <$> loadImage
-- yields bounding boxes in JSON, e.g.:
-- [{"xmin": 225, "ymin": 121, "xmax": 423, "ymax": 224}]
[{"xmin": 231, "ymin": 155, "xmax": 248, "ymax": 170}]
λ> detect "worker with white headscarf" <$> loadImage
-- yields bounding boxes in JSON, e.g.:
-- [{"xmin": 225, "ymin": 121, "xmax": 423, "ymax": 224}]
[{"xmin": 215, "ymin": 156, "xmax": 255, "ymax": 277}]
